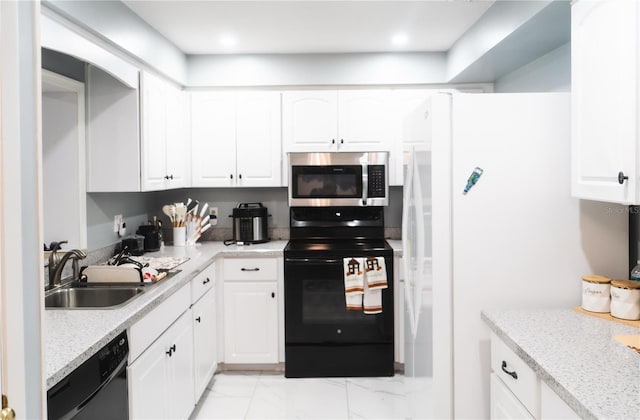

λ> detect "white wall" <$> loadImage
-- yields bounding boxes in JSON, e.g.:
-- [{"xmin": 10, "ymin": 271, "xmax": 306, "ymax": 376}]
[
  {"xmin": 447, "ymin": 1, "xmax": 552, "ymax": 80},
  {"xmin": 42, "ymin": 0, "xmax": 188, "ymax": 84},
  {"xmin": 188, "ymin": 52, "xmax": 446, "ymax": 87},
  {"xmin": 495, "ymin": 43, "xmax": 570, "ymax": 93},
  {"xmin": 86, "ymin": 192, "xmax": 155, "ymax": 250}
]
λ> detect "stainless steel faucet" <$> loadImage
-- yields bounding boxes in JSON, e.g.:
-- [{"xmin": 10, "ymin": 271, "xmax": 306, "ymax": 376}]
[{"xmin": 48, "ymin": 241, "xmax": 87, "ymax": 289}]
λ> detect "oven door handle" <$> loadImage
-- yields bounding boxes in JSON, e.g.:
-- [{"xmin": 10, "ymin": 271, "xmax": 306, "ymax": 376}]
[{"xmin": 285, "ymin": 257, "xmax": 342, "ymax": 264}]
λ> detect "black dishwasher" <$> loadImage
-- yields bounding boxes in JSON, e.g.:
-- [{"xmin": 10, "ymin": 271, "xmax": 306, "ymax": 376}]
[{"xmin": 47, "ymin": 331, "xmax": 129, "ymax": 420}]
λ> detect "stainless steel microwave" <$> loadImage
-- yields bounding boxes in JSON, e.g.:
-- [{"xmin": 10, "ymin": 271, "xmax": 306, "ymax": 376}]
[{"xmin": 288, "ymin": 151, "xmax": 389, "ymax": 207}]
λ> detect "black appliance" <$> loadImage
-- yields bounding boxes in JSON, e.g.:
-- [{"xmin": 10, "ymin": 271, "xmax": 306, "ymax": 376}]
[
  {"xmin": 120, "ymin": 235, "xmax": 144, "ymax": 256},
  {"xmin": 227, "ymin": 202, "xmax": 269, "ymax": 245},
  {"xmin": 47, "ymin": 331, "xmax": 129, "ymax": 420},
  {"xmin": 284, "ymin": 206, "xmax": 394, "ymax": 378},
  {"xmin": 136, "ymin": 224, "xmax": 162, "ymax": 252}
]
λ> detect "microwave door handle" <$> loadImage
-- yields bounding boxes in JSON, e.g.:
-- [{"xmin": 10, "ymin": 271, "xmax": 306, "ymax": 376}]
[{"xmin": 362, "ymin": 163, "xmax": 368, "ymax": 206}]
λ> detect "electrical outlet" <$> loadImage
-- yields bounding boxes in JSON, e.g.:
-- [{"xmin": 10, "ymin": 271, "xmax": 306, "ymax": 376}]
[
  {"xmin": 114, "ymin": 214, "xmax": 123, "ymax": 233},
  {"xmin": 209, "ymin": 207, "xmax": 218, "ymax": 226}
]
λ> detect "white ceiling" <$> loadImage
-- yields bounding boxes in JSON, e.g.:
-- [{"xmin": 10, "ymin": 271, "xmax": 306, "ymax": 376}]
[{"xmin": 122, "ymin": 1, "xmax": 495, "ymax": 55}]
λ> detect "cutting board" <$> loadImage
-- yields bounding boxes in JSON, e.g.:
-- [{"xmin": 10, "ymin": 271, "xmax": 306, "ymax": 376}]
[{"xmin": 573, "ymin": 306, "xmax": 640, "ymax": 328}]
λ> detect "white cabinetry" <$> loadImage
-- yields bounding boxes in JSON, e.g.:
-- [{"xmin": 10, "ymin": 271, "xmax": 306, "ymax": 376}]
[
  {"xmin": 490, "ymin": 373, "xmax": 534, "ymax": 419},
  {"xmin": 129, "ymin": 306, "xmax": 195, "ymax": 420},
  {"xmin": 140, "ymin": 71, "xmax": 190, "ymax": 191},
  {"xmin": 191, "ymin": 91, "xmax": 281, "ymax": 187},
  {"xmin": 390, "ymin": 89, "xmax": 433, "ymax": 185},
  {"xmin": 86, "ymin": 65, "xmax": 140, "ymax": 192},
  {"xmin": 222, "ymin": 258, "xmax": 279, "ymax": 364},
  {"xmin": 128, "ymin": 285, "xmax": 193, "ymax": 419},
  {"xmin": 191, "ymin": 263, "xmax": 217, "ymax": 401},
  {"xmin": 490, "ymin": 333, "xmax": 579, "ymax": 420},
  {"xmin": 571, "ymin": 0, "xmax": 640, "ymax": 204},
  {"xmin": 540, "ymin": 381, "xmax": 580, "ymax": 419},
  {"xmin": 282, "ymin": 90, "xmax": 392, "ymax": 153}
]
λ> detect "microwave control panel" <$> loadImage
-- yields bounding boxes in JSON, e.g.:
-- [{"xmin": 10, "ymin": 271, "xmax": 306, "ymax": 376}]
[{"xmin": 368, "ymin": 165, "xmax": 386, "ymax": 198}]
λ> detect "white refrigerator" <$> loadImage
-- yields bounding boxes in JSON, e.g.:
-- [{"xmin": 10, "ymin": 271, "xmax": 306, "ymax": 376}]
[{"xmin": 401, "ymin": 92, "xmax": 628, "ymax": 419}]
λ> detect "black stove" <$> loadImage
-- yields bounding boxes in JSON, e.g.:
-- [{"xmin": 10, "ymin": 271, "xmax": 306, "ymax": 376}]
[{"xmin": 284, "ymin": 206, "xmax": 394, "ymax": 378}]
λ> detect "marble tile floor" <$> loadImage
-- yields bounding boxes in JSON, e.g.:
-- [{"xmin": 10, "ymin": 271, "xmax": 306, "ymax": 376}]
[{"xmin": 190, "ymin": 372, "xmax": 433, "ymax": 420}]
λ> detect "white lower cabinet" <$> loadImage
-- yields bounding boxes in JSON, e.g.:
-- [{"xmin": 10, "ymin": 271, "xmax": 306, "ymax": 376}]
[
  {"xmin": 129, "ymin": 310, "xmax": 195, "ymax": 419},
  {"xmin": 540, "ymin": 381, "xmax": 580, "ymax": 419},
  {"xmin": 491, "ymin": 373, "xmax": 534, "ymax": 419},
  {"xmin": 129, "ymin": 262, "xmax": 218, "ymax": 419},
  {"xmin": 193, "ymin": 287, "xmax": 217, "ymax": 400},
  {"xmin": 222, "ymin": 257, "xmax": 279, "ymax": 364},
  {"xmin": 490, "ymin": 333, "xmax": 580, "ymax": 420},
  {"xmin": 223, "ymin": 281, "xmax": 278, "ymax": 363}
]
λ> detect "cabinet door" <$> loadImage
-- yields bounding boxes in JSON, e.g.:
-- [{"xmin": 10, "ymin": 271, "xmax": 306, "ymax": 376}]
[
  {"xmin": 191, "ymin": 92, "xmax": 237, "ymax": 187},
  {"xmin": 236, "ymin": 92, "xmax": 282, "ymax": 186},
  {"xmin": 141, "ymin": 71, "xmax": 168, "ymax": 191},
  {"xmin": 337, "ymin": 90, "xmax": 393, "ymax": 151},
  {"xmin": 223, "ymin": 281, "xmax": 278, "ymax": 363},
  {"xmin": 193, "ymin": 288, "xmax": 217, "ymax": 401},
  {"xmin": 166, "ymin": 311, "xmax": 195, "ymax": 420},
  {"xmin": 571, "ymin": 0, "xmax": 638, "ymax": 203},
  {"xmin": 393, "ymin": 89, "xmax": 433, "ymax": 147},
  {"xmin": 540, "ymin": 381, "xmax": 580, "ymax": 419},
  {"xmin": 282, "ymin": 91, "xmax": 338, "ymax": 152},
  {"xmin": 128, "ymin": 333, "xmax": 170, "ymax": 419},
  {"xmin": 86, "ymin": 65, "xmax": 140, "ymax": 192},
  {"xmin": 165, "ymin": 85, "xmax": 190, "ymax": 188},
  {"xmin": 490, "ymin": 374, "xmax": 534, "ymax": 420}
]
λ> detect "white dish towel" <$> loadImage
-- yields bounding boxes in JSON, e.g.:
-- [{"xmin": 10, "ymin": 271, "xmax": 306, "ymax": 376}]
[
  {"xmin": 363, "ymin": 257, "xmax": 387, "ymax": 314},
  {"xmin": 343, "ymin": 257, "xmax": 388, "ymax": 314},
  {"xmin": 344, "ymin": 257, "xmax": 364, "ymax": 310}
]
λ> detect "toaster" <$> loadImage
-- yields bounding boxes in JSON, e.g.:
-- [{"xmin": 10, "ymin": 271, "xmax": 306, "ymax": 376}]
[{"xmin": 121, "ymin": 235, "xmax": 145, "ymax": 256}]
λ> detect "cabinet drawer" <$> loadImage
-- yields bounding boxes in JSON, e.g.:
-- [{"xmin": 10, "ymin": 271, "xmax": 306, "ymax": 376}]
[
  {"xmin": 490, "ymin": 373, "xmax": 534, "ymax": 419},
  {"xmin": 191, "ymin": 262, "xmax": 215, "ymax": 303},
  {"xmin": 129, "ymin": 284, "xmax": 191, "ymax": 362},
  {"xmin": 223, "ymin": 258, "xmax": 277, "ymax": 280},
  {"xmin": 490, "ymin": 332, "xmax": 539, "ymax": 417}
]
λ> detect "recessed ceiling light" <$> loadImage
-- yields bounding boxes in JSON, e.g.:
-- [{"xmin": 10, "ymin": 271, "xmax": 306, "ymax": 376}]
[
  {"xmin": 391, "ymin": 33, "xmax": 409, "ymax": 46},
  {"xmin": 219, "ymin": 35, "xmax": 237, "ymax": 48}
]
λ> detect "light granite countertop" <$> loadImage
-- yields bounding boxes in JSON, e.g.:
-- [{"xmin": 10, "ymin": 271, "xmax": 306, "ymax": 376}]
[
  {"xmin": 45, "ymin": 240, "xmax": 287, "ymax": 390},
  {"xmin": 482, "ymin": 309, "xmax": 640, "ymax": 420}
]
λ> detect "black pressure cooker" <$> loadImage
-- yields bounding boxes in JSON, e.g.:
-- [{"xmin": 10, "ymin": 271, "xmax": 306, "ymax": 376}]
[{"xmin": 225, "ymin": 203, "xmax": 270, "ymax": 245}]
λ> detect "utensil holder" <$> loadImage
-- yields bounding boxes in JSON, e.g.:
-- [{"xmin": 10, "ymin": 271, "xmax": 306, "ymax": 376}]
[{"xmin": 173, "ymin": 227, "xmax": 186, "ymax": 246}]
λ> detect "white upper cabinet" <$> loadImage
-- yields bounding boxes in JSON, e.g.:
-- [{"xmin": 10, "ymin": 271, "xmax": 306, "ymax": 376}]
[
  {"xmin": 165, "ymin": 84, "xmax": 191, "ymax": 188},
  {"xmin": 282, "ymin": 90, "xmax": 339, "ymax": 151},
  {"xmin": 236, "ymin": 92, "xmax": 282, "ymax": 187},
  {"xmin": 389, "ymin": 89, "xmax": 434, "ymax": 185},
  {"xmin": 571, "ymin": 0, "xmax": 639, "ymax": 204},
  {"xmin": 140, "ymin": 71, "xmax": 190, "ymax": 191},
  {"xmin": 191, "ymin": 91, "xmax": 281, "ymax": 187},
  {"xmin": 86, "ymin": 65, "xmax": 140, "ymax": 192},
  {"xmin": 282, "ymin": 90, "xmax": 393, "ymax": 153},
  {"xmin": 392, "ymin": 89, "xmax": 433, "ymax": 148},
  {"xmin": 337, "ymin": 90, "xmax": 393, "ymax": 151}
]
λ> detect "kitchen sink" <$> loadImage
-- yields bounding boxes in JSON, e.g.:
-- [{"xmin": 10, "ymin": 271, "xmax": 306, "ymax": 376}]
[{"xmin": 45, "ymin": 286, "xmax": 144, "ymax": 309}]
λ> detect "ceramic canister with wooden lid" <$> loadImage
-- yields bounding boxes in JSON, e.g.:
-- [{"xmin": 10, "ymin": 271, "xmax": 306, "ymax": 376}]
[
  {"xmin": 581, "ymin": 275, "xmax": 611, "ymax": 313},
  {"xmin": 610, "ymin": 280, "xmax": 640, "ymax": 320}
]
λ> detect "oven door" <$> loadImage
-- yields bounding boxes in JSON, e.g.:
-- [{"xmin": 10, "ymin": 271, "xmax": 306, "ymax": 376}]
[{"xmin": 284, "ymin": 255, "xmax": 393, "ymax": 344}]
